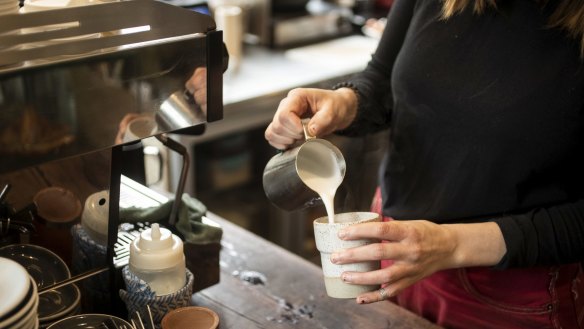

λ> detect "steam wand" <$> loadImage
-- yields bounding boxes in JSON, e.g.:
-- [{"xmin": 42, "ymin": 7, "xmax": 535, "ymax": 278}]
[{"xmin": 155, "ymin": 133, "xmax": 189, "ymax": 226}]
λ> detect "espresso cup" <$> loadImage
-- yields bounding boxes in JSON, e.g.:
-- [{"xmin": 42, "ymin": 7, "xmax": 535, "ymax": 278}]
[
  {"xmin": 161, "ymin": 306, "xmax": 219, "ymax": 329},
  {"xmin": 122, "ymin": 115, "xmax": 158, "ymax": 143},
  {"xmin": 313, "ymin": 212, "xmax": 381, "ymax": 298}
]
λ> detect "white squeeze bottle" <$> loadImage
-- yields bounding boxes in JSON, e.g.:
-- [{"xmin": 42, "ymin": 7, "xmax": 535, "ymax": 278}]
[{"xmin": 129, "ymin": 223, "xmax": 186, "ymax": 296}]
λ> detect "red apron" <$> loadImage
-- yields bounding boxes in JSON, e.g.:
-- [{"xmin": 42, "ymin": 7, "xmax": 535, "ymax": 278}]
[{"xmin": 370, "ymin": 188, "xmax": 584, "ymax": 329}]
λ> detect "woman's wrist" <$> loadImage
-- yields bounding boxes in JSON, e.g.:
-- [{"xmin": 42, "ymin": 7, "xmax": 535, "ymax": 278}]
[
  {"xmin": 333, "ymin": 87, "xmax": 359, "ymax": 130},
  {"xmin": 445, "ymin": 222, "xmax": 507, "ymax": 268}
]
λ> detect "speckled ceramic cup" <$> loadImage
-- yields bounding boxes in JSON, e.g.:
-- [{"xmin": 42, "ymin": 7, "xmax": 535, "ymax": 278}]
[{"xmin": 313, "ymin": 212, "xmax": 381, "ymax": 298}]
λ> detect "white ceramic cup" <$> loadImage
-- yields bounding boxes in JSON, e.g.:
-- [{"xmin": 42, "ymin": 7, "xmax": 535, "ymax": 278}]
[
  {"xmin": 123, "ymin": 115, "xmax": 158, "ymax": 143},
  {"xmin": 313, "ymin": 212, "xmax": 381, "ymax": 298}
]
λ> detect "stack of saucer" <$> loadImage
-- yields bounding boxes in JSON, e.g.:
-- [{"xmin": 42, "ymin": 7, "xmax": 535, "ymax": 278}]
[
  {"xmin": 47, "ymin": 314, "xmax": 133, "ymax": 329},
  {"xmin": 0, "ymin": 257, "xmax": 39, "ymax": 329},
  {"xmin": 0, "ymin": 245, "xmax": 81, "ymax": 329},
  {"xmin": 38, "ymin": 283, "xmax": 81, "ymax": 329},
  {"xmin": 0, "ymin": 0, "xmax": 18, "ymax": 16}
]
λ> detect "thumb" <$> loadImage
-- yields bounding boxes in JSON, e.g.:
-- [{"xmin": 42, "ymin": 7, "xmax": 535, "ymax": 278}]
[{"xmin": 307, "ymin": 107, "xmax": 336, "ymax": 137}]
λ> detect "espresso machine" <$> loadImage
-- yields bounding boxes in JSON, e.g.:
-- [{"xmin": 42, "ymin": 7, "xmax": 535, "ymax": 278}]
[
  {"xmin": 0, "ymin": 0, "xmax": 227, "ymax": 316},
  {"xmin": 0, "ymin": 0, "xmax": 226, "ymax": 170}
]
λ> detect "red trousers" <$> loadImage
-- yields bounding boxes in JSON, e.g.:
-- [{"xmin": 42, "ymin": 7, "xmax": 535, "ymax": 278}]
[{"xmin": 370, "ymin": 189, "xmax": 584, "ymax": 329}]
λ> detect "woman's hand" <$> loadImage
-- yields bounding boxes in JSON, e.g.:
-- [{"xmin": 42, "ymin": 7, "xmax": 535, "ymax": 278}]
[
  {"xmin": 185, "ymin": 67, "xmax": 207, "ymax": 114},
  {"xmin": 264, "ymin": 87, "xmax": 358, "ymax": 150},
  {"xmin": 331, "ymin": 220, "xmax": 507, "ymax": 304}
]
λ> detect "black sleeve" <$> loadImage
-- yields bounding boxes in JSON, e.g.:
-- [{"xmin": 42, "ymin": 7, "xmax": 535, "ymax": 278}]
[
  {"xmin": 335, "ymin": 0, "xmax": 416, "ymax": 136},
  {"xmin": 493, "ymin": 199, "xmax": 584, "ymax": 268}
]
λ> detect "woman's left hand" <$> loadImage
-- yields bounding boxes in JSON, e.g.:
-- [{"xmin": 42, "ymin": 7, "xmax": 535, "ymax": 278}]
[{"xmin": 330, "ymin": 219, "xmax": 506, "ymax": 304}]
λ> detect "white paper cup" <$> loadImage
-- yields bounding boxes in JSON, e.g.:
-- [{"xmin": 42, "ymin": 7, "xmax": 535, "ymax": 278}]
[
  {"xmin": 214, "ymin": 5, "xmax": 243, "ymax": 73},
  {"xmin": 313, "ymin": 212, "xmax": 381, "ymax": 298}
]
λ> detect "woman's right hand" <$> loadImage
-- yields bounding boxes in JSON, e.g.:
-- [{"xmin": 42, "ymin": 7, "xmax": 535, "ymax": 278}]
[{"xmin": 264, "ymin": 87, "xmax": 358, "ymax": 150}]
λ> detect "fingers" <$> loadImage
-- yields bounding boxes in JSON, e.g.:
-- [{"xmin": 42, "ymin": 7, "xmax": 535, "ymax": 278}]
[
  {"xmin": 265, "ymin": 122, "xmax": 301, "ymax": 150},
  {"xmin": 264, "ymin": 87, "xmax": 354, "ymax": 149},
  {"xmin": 264, "ymin": 89, "xmax": 310, "ymax": 149},
  {"xmin": 356, "ymin": 284, "xmax": 401, "ymax": 304},
  {"xmin": 340, "ymin": 261, "xmax": 413, "ymax": 285},
  {"xmin": 346, "ymin": 265, "xmax": 419, "ymax": 305},
  {"xmin": 309, "ymin": 107, "xmax": 336, "ymax": 136},
  {"xmin": 355, "ymin": 275, "xmax": 419, "ymax": 304},
  {"xmin": 330, "ymin": 220, "xmax": 459, "ymax": 305},
  {"xmin": 193, "ymin": 88, "xmax": 207, "ymax": 107},
  {"xmin": 325, "ymin": 256, "xmax": 421, "ymax": 305},
  {"xmin": 337, "ymin": 220, "xmax": 455, "ymax": 267},
  {"xmin": 329, "ymin": 220, "xmax": 459, "ymax": 305},
  {"xmin": 272, "ymin": 98, "xmax": 304, "ymax": 138},
  {"xmin": 358, "ymin": 286, "xmax": 395, "ymax": 304},
  {"xmin": 264, "ymin": 99, "xmax": 304, "ymax": 150},
  {"xmin": 185, "ymin": 67, "xmax": 206, "ymax": 94},
  {"xmin": 339, "ymin": 221, "xmax": 410, "ymax": 242},
  {"xmin": 356, "ymin": 287, "xmax": 392, "ymax": 305},
  {"xmin": 332, "ymin": 242, "xmax": 410, "ymax": 266}
]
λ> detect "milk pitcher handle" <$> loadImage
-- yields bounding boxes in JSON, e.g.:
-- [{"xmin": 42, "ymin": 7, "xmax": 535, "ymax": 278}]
[{"xmin": 301, "ymin": 118, "xmax": 315, "ymax": 141}]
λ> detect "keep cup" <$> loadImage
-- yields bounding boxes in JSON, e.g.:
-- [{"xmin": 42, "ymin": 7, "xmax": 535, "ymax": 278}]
[{"xmin": 313, "ymin": 212, "xmax": 381, "ymax": 298}]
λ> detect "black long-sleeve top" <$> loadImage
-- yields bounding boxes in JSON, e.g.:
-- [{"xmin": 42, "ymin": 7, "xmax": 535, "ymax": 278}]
[{"xmin": 339, "ymin": 0, "xmax": 584, "ymax": 268}]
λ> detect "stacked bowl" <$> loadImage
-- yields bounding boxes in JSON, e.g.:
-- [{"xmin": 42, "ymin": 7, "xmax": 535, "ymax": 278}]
[{"xmin": 0, "ymin": 257, "xmax": 39, "ymax": 329}]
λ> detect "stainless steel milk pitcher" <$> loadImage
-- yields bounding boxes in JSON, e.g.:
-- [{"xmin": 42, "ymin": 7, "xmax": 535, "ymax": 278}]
[{"xmin": 262, "ymin": 120, "xmax": 346, "ymax": 211}]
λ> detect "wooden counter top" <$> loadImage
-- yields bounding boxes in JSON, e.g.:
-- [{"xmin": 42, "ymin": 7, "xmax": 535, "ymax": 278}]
[
  {"xmin": 0, "ymin": 148, "xmax": 440, "ymax": 328},
  {"xmin": 192, "ymin": 212, "xmax": 442, "ymax": 329}
]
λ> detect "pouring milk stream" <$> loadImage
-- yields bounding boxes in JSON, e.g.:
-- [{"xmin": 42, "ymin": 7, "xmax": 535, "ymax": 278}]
[
  {"xmin": 298, "ymin": 152, "xmax": 343, "ymax": 223},
  {"xmin": 296, "ymin": 120, "xmax": 344, "ymax": 223}
]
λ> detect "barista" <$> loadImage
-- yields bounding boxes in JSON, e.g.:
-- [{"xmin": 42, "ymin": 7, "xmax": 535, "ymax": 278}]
[{"xmin": 265, "ymin": 0, "xmax": 584, "ymax": 327}]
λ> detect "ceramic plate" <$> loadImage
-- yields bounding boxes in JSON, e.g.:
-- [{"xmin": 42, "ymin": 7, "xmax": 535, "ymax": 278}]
[
  {"xmin": 8, "ymin": 289, "xmax": 38, "ymax": 329},
  {"xmin": 0, "ymin": 245, "xmax": 83, "ymax": 324},
  {"xmin": 0, "ymin": 258, "xmax": 30, "ymax": 323},
  {"xmin": 14, "ymin": 312, "xmax": 38, "ymax": 329},
  {"xmin": 0, "ymin": 244, "xmax": 70, "ymax": 288},
  {"xmin": 46, "ymin": 314, "xmax": 133, "ymax": 329},
  {"xmin": 38, "ymin": 283, "xmax": 80, "ymax": 322},
  {"xmin": 0, "ymin": 277, "xmax": 38, "ymax": 329}
]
